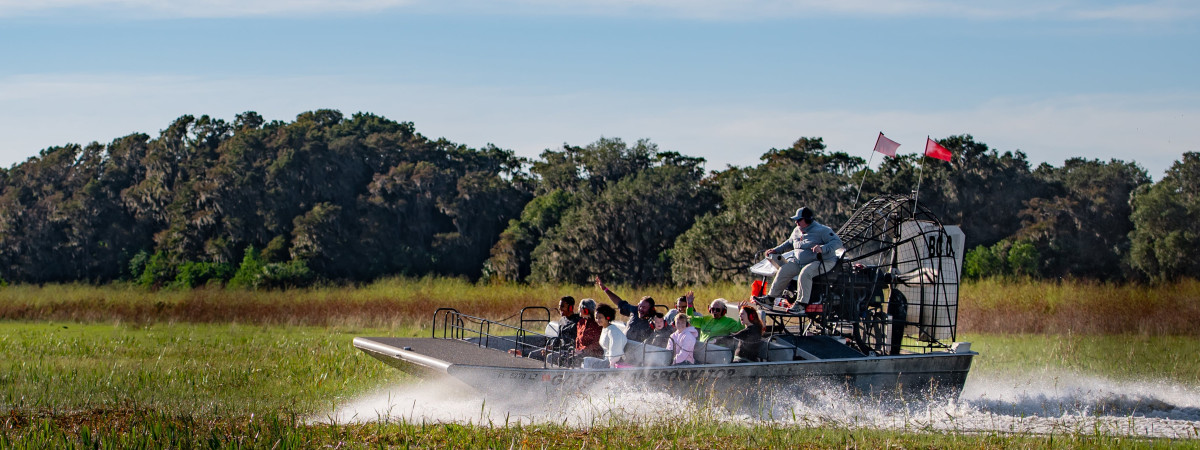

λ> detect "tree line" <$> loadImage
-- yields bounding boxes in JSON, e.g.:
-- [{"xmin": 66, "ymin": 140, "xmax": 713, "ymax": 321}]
[{"xmin": 0, "ymin": 110, "xmax": 1195, "ymax": 288}]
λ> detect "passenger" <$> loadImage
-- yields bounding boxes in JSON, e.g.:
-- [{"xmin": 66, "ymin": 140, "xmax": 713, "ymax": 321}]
[
  {"xmin": 595, "ymin": 276, "xmax": 654, "ymax": 343},
  {"xmin": 574, "ymin": 298, "xmax": 603, "ymax": 363},
  {"xmin": 646, "ymin": 312, "xmax": 672, "ymax": 348},
  {"xmin": 730, "ymin": 305, "xmax": 764, "ymax": 362},
  {"xmin": 683, "ymin": 291, "xmax": 744, "ymax": 342},
  {"xmin": 551, "ymin": 296, "xmax": 581, "ymax": 348},
  {"xmin": 664, "ymin": 295, "xmax": 690, "ymax": 325},
  {"xmin": 667, "ymin": 313, "xmax": 698, "ymax": 365},
  {"xmin": 582, "ymin": 304, "xmax": 626, "ymax": 369},
  {"xmin": 755, "ymin": 206, "xmax": 844, "ymax": 313},
  {"xmin": 534, "ymin": 296, "xmax": 581, "ymax": 364}
]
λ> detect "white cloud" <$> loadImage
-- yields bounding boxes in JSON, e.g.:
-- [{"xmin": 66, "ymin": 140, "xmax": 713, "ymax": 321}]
[
  {"xmin": 0, "ymin": 0, "xmax": 1196, "ymax": 21},
  {"xmin": 473, "ymin": 0, "xmax": 1200, "ymax": 22},
  {"xmin": 0, "ymin": 0, "xmax": 413, "ymax": 18},
  {"xmin": 1, "ymin": 73, "xmax": 1195, "ymax": 179},
  {"xmin": 1066, "ymin": 0, "xmax": 1200, "ymax": 21}
]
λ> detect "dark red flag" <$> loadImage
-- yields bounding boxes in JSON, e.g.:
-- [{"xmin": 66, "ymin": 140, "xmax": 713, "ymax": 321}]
[{"xmin": 925, "ymin": 137, "xmax": 952, "ymax": 162}]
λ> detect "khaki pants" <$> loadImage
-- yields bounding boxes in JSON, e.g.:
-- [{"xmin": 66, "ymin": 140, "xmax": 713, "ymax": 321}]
[{"xmin": 767, "ymin": 257, "xmax": 836, "ymax": 305}]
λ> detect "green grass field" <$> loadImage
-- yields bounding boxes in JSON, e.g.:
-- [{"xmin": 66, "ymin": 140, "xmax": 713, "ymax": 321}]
[
  {"xmin": 0, "ymin": 322, "xmax": 411, "ymax": 416},
  {"xmin": 965, "ymin": 333, "xmax": 1200, "ymax": 385},
  {"xmin": 2, "ymin": 321, "xmax": 1197, "ymax": 448},
  {"xmin": 2, "ymin": 278, "xmax": 1198, "ymax": 448}
]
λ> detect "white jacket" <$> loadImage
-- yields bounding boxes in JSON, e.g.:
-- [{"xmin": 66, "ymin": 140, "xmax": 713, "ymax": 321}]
[{"xmin": 599, "ymin": 324, "xmax": 627, "ymax": 364}]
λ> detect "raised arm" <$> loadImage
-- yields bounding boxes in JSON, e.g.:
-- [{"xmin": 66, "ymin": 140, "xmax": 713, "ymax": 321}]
[
  {"xmin": 684, "ymin": 291, "xmax": 700, "ymax": 317},
  {"xmin": 596, "ymin": 275, "xmax": 634, "ymax": 316}
]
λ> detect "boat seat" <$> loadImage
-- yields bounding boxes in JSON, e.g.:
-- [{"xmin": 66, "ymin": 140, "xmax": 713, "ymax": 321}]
[
  {"xmin": 759, "ymin": 339, "xmax": 798, "ymax": 362},
  {"xmin": 622, "ymin": 340, "xmax": 672, "ymax": 367},
  {"xmin": 693, "ymin": 341, "xmax": 734, "ymax": 364}
]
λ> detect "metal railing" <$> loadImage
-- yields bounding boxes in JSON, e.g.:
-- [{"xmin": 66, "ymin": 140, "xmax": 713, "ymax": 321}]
[{"xmin": 431, "ymin": 307, "xmax": 575, "ymax": 368}]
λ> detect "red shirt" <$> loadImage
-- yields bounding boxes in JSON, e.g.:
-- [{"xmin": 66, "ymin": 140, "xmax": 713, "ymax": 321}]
[{"xmin": 575, "ymin": 317, "xmax": 602, "ymax": 357}]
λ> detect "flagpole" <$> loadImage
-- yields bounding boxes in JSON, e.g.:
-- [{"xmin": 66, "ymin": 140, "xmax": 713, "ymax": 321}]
[
  {"xmin": 851, "ymin": 150, "xmax": 875, "ymax": 210},
  {"xmin": 913, "ymin": 136, "xmax": 928, "ymax": 219},
  {"xmin": 857, "ymin": 132, "xmax": 898, "ymax": 210}
]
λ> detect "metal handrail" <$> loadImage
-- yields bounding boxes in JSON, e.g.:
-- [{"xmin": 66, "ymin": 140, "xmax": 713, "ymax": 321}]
[
  {"xmin": 431, "ymin": 307, "xmax": 575, "ymax": 368},
  {"xmin": 518, "ymin": 306, "xmax": 551, "ymax": 353}
]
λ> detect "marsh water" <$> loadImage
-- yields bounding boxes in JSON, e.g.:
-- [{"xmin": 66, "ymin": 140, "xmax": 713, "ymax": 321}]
[{"xmin": 322, "ymin": 369, "xmax": 1200, "ymax": 439}]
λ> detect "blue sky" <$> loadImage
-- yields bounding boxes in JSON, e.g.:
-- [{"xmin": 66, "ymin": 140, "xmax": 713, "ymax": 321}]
[{"xmin": 2, "ymin": 1, "xmax": 1197, "ymax": 178}]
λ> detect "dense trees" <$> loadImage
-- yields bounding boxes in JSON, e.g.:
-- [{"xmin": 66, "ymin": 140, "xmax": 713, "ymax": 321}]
[
  {"xmin": 1128, "ymin": 152, "xmax": 1200, "ymax": 282},
  {"xmin": 0, "ymin": 110, "xmax": 527, "ymax": 287},
  {"xmin": 0, "ymin": 111, "xmax": 1194, "ymax": 287},
  {"xmin": 1017, "ymin": 158, "xmax": 1150, "ymax": 279},
  {"xmin": 488, "ymin": 138, "xmax": 712, "ymax": 285}
]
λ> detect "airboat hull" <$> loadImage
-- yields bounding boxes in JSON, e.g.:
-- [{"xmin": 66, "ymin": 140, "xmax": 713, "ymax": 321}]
[{"xmin": 353, "ymin": 336, "xmax": 975, "ymax": 400}]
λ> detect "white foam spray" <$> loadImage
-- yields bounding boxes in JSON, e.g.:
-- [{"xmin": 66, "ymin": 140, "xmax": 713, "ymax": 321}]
[
  {"xmin": 316, "ymin": 375, "xmax": 702, "ymax": 427},
  {"xmin": 320, "ymin": 371, "xmax": 1200, "ymax": 439}
]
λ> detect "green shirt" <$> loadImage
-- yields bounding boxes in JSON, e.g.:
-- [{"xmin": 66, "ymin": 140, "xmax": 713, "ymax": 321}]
[{"xmin": 685, "ymin": 307, "xmax": 744, "ymax": 341}]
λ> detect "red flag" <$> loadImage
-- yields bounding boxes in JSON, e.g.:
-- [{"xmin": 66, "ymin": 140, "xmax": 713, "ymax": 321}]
[
  {"xmin": 873, "ymin": 132, "xmax": 900, "ymax": 157},
  {"xmin": 925, "ymin": 137, "xmax": 952, "ymax": 162}
]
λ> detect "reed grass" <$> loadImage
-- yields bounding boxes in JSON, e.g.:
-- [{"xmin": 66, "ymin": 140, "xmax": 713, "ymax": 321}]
[
  {"xmin": 2, "ymin": 277, "xmax": 1198, "ymax": 337},
  {"xmin": 0, "ymin": 277, "xmax": 750, "ymax": 329},
  {"xmin": 959, "ymin": 278, "xmax": 1200, "ymax": 335}
]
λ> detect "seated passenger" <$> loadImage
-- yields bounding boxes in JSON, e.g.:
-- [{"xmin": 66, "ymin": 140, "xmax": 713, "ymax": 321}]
[
  {"xmin": 533, "ymin": 296, "xmax": 581, "ymax": 363},
  {"xmin": 550, "ymin": 296, "xmax": 581, "ymax": 347},
  {"xmin": 664, "ymin": 295, "xmax": 689, "ymax": 325},
  {"xmin": 582, "ymin": 304, "xmax": 626, "ymax": 369},
  {"xmin": 730, "ymin": 305, "xmax": 764, "ymax": 362},
  {"xmin": 646, "ymin": 312, "xmax": 672, "ymax": 348},
  {"xmin": 667, "ymin": 314, "xmax": 698, "ymax": 365},
  {"xmin": 595, "ymin": 276, "xmax": 654, "ymax": 343},
  {"xmin": 574, "ymin": 299, "xmax": 603, "ymax": 363},
  {"xmin": 683, "ymin": 292, "xmax": 745, "ymax": 342}
]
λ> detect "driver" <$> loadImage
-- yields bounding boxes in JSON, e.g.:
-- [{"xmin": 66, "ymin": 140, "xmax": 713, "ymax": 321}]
[{"xmin": 756, "ymin": 206, "xmax": 843, "ymax": 313}]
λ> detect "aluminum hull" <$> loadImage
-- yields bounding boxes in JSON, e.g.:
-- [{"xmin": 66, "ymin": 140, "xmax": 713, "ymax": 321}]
[{"xmin": 354, "ymin": 336, "xmax": 974, "ymax": 400}]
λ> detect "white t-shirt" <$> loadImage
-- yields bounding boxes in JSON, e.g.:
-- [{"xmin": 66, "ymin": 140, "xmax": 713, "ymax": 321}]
[{"xmin": 599, "ymin": 324, "xmax": 627, "ymax": 364}]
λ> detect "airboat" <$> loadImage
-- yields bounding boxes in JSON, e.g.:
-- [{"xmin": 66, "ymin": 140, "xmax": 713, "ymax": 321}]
[{"xmin": 355, "ymin": 195, "xmax": 976, "ymax": 399}]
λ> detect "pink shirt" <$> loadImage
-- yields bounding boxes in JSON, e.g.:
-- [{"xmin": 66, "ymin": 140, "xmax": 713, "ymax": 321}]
[{"xmin": 667, "ymin": 326, "xmax": 698, "ymax": 364}]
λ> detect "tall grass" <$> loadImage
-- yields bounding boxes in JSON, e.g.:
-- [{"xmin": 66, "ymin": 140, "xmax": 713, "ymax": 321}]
[
  {"xmin": 959, "ymin": 278, "xmax": 1200, "ymax": 335},
  {"xmin": 0, "ymin": 277, "xmax": 750, "ymax": 329},
  {"xmin": 2, "ymin": 277, "xmax": 1198, "ymax": 336}
]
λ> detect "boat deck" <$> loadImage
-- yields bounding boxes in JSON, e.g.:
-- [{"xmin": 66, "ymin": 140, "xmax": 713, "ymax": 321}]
[
  {"xmin": 356, "ymin": 337, "xmax": 549, "ymax": 369},
  {"xmin": 784, "ymin": 335, "xmax": 867, "ymax": 359}
]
